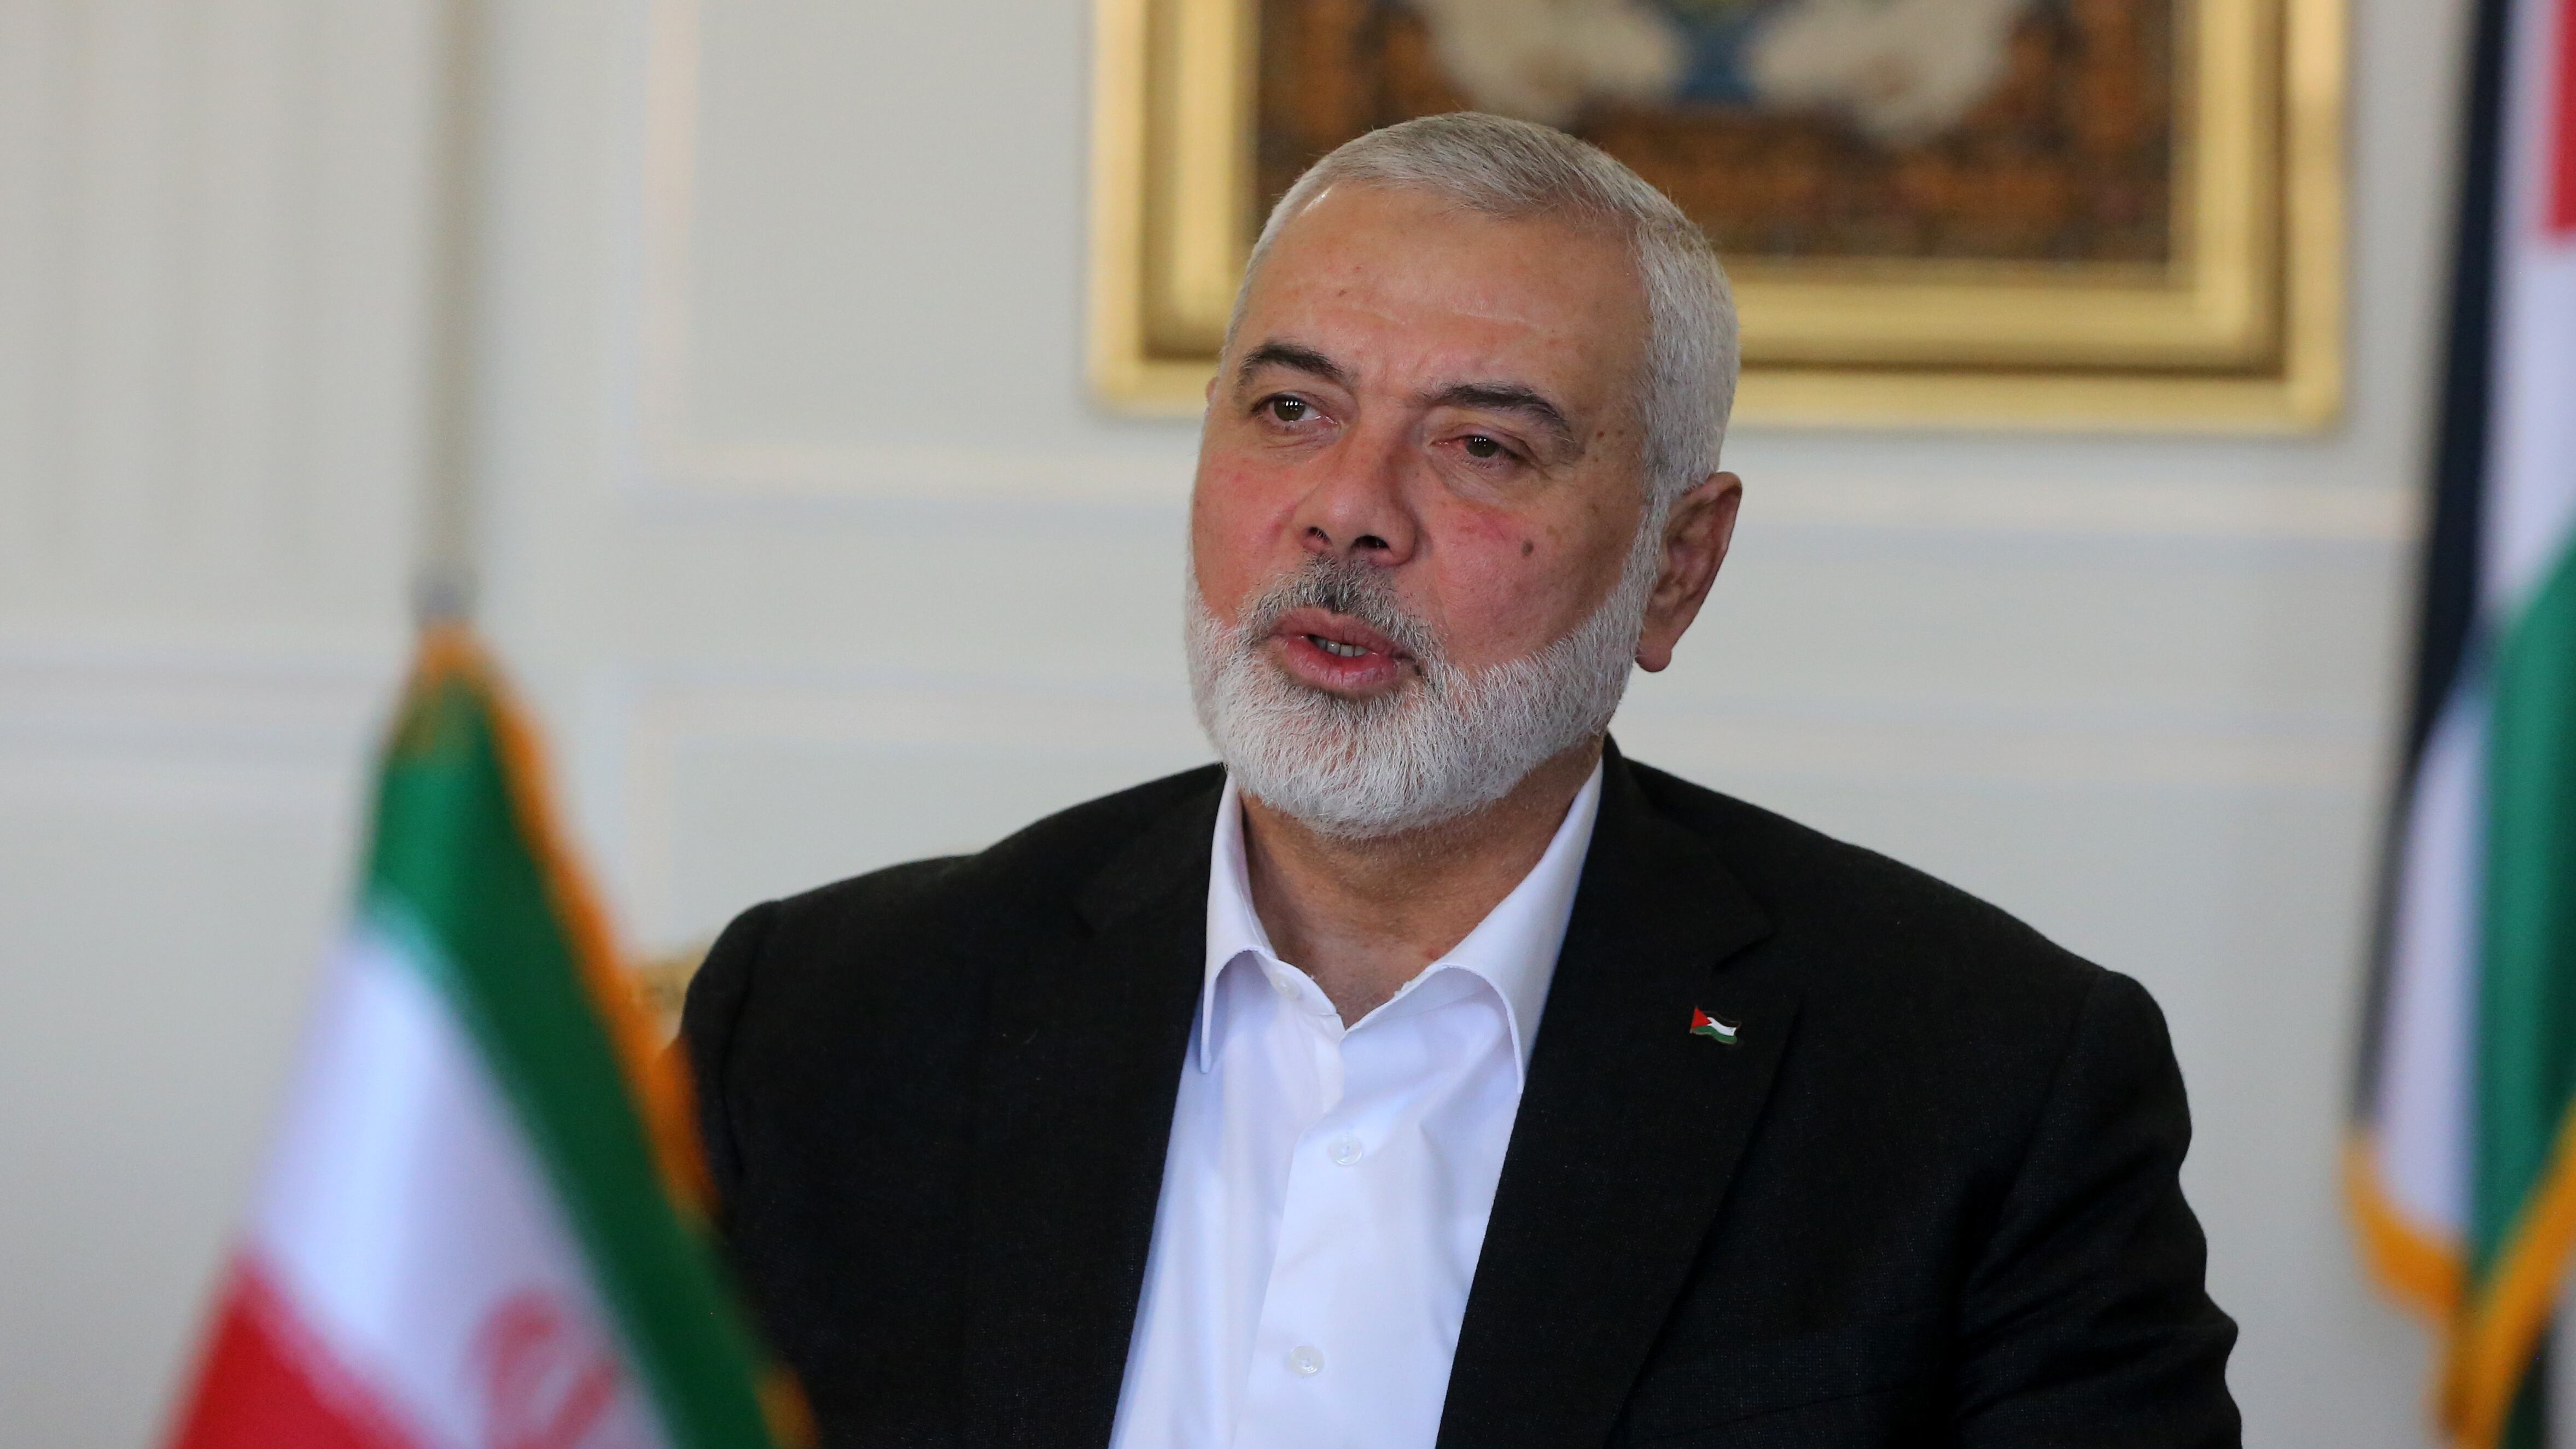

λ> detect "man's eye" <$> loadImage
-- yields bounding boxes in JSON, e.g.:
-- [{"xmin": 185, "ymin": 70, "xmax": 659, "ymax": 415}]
[
  {"xmin": 1266, "ymin": 397, "xmax": 1310, "ymax": 423},
  {"xmin": 1461, "ymin": 434, "xmax": 1508, "ymax": 461}
]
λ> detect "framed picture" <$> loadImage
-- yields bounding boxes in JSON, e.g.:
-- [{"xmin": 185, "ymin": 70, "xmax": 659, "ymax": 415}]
[{"xmin": 1087, "ymin": 0, "xmax": 2344, "ymax": 429}]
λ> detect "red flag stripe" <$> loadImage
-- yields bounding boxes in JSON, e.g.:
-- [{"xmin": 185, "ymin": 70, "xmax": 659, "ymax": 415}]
[
  {"xmin": 2552, "ymin": 0, "xmax": 2576, "ymax": 235},
  {"xmin": 165, "ymin": 1255, "xmax": 421, "ymax": 1449}
]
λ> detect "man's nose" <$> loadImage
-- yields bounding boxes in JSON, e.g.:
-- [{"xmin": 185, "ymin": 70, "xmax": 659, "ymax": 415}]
[{"xmin": 1290, "ymin": 426, "xmax": 1419, "ymax": 565}]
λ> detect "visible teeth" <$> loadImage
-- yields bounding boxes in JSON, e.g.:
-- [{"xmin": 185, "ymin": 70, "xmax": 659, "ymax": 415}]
[{"xmin": 1310, "ymin": 636, "xmax": 1368, "ymax": 659}]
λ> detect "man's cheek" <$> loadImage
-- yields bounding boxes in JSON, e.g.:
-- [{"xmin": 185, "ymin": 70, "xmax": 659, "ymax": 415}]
[
  {"xmin": 1439, "ymin": 508, "xmax": 1569, "ymax": 597},
  {"xmin": 1204, "ymin": 472, "xmax": 1312, "ymax": 569}
]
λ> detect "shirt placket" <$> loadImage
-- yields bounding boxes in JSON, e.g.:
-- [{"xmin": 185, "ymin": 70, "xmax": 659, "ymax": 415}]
[{"xmin": 1232, "ymin": 965, "xmax": 1364, "ymax": 1449}]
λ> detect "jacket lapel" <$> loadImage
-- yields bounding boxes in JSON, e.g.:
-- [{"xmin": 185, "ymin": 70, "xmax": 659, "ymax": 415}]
[
  {"xmin": 958, "ymin": 777, "xmax": 1219, "ymax": 1449},
  {"xmin": 1438, "ymin": 747, "xmax": 1791, "ymax": 1449}
]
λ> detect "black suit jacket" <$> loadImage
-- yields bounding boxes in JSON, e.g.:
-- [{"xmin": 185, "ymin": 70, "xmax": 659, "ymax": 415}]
[{"xmin": 683, "ymin": 745, "xmax": 2240, "ymax": 1447}]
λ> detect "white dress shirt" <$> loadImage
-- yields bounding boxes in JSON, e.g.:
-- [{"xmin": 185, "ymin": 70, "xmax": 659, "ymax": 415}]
[{"xmin": 1106, "ymin": 763, "xmax": 1604, "ymax": 1449}]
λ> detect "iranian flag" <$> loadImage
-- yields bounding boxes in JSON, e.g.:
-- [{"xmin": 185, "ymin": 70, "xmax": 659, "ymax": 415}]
[
  {"xmin": 162, "ymin": 626, "xmax": 798, "ymax": 1449},
  {"xmin": 2351, "ymin": 0, "xmax": 2576, "ymax": 1442}
]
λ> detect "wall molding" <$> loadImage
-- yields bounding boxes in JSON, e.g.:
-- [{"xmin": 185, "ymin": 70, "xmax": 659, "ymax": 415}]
[
  {"xmin": 601, "ymin": 665, "xmax": 2388, "ymax": 942},
  {"xmin": 1745, "ymin": 474, "xmax": 2415, "ymax": 543},
  {"xmin": 636, "ymin": 441, "xmax": 1199, "ymax": 508},
  {"xmin": 0, "ymin": 636, "xmax": 399, "ymax": 803}
]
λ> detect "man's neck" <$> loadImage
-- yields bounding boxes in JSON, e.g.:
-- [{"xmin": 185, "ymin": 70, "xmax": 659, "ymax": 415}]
[{"xmin": 1239, "ymin": 738, "xmax": 1604, "ymax": 1024}]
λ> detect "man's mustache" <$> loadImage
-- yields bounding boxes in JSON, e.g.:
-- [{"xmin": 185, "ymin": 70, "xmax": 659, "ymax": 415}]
[{"xmin": 1238, "ymin": 558, "xmax": 1444, "ymax": 667}]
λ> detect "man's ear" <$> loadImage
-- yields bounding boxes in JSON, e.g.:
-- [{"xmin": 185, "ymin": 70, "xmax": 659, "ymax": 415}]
[{"xmin": 1634, "ymin": 472, "xmax": 1742, "ymax": 673}]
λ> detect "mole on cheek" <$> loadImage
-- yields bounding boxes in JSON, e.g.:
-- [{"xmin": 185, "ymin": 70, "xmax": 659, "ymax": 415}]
[{"xmin": 1521, "ymin": 539, "xmax": 1535, "ymax": 557}]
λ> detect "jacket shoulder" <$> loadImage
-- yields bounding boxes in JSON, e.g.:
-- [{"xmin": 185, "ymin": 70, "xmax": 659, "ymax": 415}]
[
  {"xmin": 680, "ymin": 761, "xmax": 1223, "ymax": 1177},
  {"xmin": 755, "ymin": 760, "xmax": 1223, "ymax": 946},
  {"xmin": 1625, "ymin": 758, "xmax": 2106, "ymax": 1009}
]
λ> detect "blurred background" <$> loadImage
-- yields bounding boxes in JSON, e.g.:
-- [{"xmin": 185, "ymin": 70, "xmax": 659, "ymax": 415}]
[{"xmin": 0, "ymin": 0, "xmax": 2473, "ymax": 1442}]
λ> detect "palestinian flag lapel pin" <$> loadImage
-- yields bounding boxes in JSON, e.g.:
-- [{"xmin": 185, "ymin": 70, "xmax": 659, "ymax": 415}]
[{"xmin": 1689, "ymin": 1008, "xmax": 1741, "ymax": 1046}]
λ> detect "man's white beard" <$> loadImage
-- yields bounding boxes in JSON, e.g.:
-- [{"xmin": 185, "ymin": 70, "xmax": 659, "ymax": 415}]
[{"xmin": 1185, "ymin": 529, "xmax": 1659, "ymax": 839}]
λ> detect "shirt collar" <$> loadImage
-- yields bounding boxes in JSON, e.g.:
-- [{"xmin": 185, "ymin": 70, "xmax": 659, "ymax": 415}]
[{"xmin": 1198, "ymin": 760, "xmax": 1605, "ymax": 1080}]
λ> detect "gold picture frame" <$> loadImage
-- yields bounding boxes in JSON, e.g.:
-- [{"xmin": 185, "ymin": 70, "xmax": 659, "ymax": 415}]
[{"xmin": 1087, "ymin": 0, "xmax": 2344, "ymax": 430}]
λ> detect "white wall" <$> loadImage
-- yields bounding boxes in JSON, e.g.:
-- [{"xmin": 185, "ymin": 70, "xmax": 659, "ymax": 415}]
[{"xmin": 0, "ymin": 0, "xmax": 2469, "ymax": 1442}]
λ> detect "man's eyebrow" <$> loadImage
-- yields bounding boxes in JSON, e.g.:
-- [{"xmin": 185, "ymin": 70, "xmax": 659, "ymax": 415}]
[
  {"xmin": 1235, "ymin": 341, "xmax": 1350, "ymax": 391},
  {"xmin": 1423, "ymin": 382, "xmax": 1578, "ymax": 452}
]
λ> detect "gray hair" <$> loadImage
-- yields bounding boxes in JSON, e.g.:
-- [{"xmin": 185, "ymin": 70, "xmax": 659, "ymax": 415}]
[{"xmin": 1226, "ymin": 112, "xmax": 1738, "ymax": 514}]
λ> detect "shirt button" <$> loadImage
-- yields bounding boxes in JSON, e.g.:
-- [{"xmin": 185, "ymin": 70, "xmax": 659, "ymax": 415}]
[
  {"xmin": 1269, "ymin": 973, "xmax": 1299, "ymax": 1001},
  {"xmin": 1287, "ymin": 1345, "xmax": 1324, "ymax": 1377},
  {"xmin": 1327, "ymin": 1137, "xmax": 1363, "ymax": 1166}
]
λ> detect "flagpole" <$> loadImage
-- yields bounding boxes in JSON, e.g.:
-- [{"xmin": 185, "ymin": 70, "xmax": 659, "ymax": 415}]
[{"xmin": 416, "ymin": 0, "xmax": 488, "ymax": 628}]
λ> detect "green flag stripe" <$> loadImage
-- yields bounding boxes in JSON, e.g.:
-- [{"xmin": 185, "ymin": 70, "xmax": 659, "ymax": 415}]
[
  {"xmin": 2458, "ymin": 539, "xmax": 2576, "ymax": 1445},
  {"xmin": 366, "ymin": 659, "xmax": 778, "ymax": 1449},
  {"xmin": 2476, "ymin": 540, "xmax": 2576, "ymax": 1256}
]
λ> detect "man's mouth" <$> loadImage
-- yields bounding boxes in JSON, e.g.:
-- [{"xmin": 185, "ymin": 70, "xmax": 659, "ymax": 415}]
[
  {"xmin": 1271, "ymin": 607, "xmax": 1411, "ymax": 661},
  {"xmin": 1265, "ymin": 607, "xmax": 1419, "ymax": 690}
]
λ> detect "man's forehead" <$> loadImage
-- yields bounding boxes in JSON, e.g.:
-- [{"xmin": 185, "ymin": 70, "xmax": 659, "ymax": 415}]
[{"xmin": 1233, "ymin": 189, "xmax": 1645, "ymax": 403}]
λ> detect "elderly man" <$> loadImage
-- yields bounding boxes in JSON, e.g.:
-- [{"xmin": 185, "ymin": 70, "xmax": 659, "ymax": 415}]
[{"xmin": 683, "ymin": 114, "xmax": 2238, "ymax": 1447}]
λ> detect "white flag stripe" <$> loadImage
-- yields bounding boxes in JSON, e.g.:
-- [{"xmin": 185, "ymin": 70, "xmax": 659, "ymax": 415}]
[
  {"xmin": 2377, "ymin": 689, "xmax": 2487, "ymax": 1240},
  {"xmin": 250, "ymin": 932, "xmax": 669, "ymax": 1449},
  {"xmin": 2480, "ymin": 0, "xmax": 2576, "ymax": 615}
]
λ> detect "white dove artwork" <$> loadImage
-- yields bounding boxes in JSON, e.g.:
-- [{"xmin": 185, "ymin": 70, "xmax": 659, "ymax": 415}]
[{"xmin": 1400, "ymin": 0, "xmax": 2038, "ymax": 144}]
